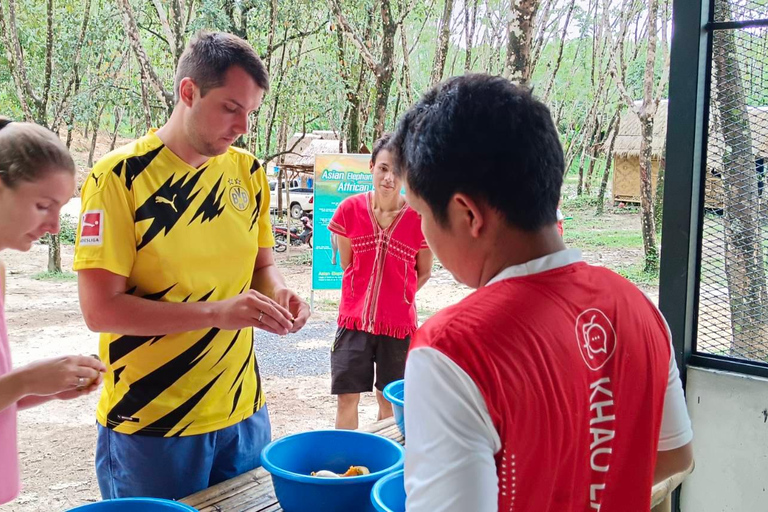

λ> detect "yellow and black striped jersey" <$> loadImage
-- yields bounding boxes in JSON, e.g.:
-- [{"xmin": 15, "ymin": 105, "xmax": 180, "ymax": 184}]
[{"xmin": 74, "ymin": 130, "xmax": 274, "ymax": 437}]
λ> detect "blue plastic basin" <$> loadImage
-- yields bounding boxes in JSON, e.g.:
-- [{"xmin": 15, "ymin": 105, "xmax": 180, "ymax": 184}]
[
  {"xmin": 67, "ymin": 498, "xmax": 197, "ymax": 511},
  {"xmin": 383, "ymin": 379, "xmax": 405, "ymax": 438},
  {"xmin": 371, "ymin": 469, "xmax": 405, "ymax": 512},
  {"xmin": 261, "ymin": 429, "xmax": 405, "ymax": 512}
]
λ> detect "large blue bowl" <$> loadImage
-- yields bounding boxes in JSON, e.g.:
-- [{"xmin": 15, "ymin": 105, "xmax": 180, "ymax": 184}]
[
  {"xmin": 67, "ymin": 498, "xmax": 197, "ymax": 511},
  {"xmin": 261, "ymin": 429, "xmax": 405, "ymax": 512},
  {"xmin": 371, "ymin": 469, "xmax": 405, "ymax": 512},
  {"xmin": 383, "ymin": 379, "xmax": 405, "ymax": 438}
]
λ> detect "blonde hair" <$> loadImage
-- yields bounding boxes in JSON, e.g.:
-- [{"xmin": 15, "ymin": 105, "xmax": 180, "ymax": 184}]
[{"xmin": 0, "ymin": 117, "xmax": 75, "ymax": 189}]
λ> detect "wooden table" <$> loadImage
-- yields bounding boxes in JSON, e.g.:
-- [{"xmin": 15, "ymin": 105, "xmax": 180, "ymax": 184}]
[{"xmin": 181, "ymin": 418, "xmax": 690, "ymax": 512}]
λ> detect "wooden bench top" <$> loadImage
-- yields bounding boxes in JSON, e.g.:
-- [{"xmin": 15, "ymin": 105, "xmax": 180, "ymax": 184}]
[{"xmin": 181, "ymin": 418, "xmax": 690, "ymax": 511}]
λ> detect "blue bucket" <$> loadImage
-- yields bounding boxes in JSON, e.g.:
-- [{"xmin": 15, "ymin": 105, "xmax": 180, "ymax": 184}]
[
  {"xmin": 67, "ymin": 498, "xmax": 197, "ymax": 511},
  {"xmin": 261, "ymin": 429, "xmax": 405, "ymax": 512},
  {"xmin": 371, "ymin": 469, "xmax": 405, "ymax": 512},
  {"xmin": 383, "ymin": 379, "xmax": 405, "ymax": 438}
]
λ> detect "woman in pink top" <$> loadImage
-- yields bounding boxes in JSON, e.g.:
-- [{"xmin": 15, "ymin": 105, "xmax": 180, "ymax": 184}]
[
  {"xmin": 328, "ymin": 134, "xmax": 433, "ymax": 429},
  {"xmin": 0, "ymin": 118, "xmax": 106, "ymax": 505}
]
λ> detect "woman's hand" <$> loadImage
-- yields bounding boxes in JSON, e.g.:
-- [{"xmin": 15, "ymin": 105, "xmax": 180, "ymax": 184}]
[{"xmin": 19, "ymin": 355, "xmax": 106, "ymax": 396}]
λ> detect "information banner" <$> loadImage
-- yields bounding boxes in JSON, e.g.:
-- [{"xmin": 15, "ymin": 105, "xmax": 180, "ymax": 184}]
[{"xmin": 312, "ymin": 154, "xmax": 372, "ymax": 290}]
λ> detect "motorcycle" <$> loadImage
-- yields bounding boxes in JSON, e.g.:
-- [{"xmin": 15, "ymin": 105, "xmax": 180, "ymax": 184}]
[{"xmin": 274, "ymin": 215, "xmax": 313, "ymax": 252}]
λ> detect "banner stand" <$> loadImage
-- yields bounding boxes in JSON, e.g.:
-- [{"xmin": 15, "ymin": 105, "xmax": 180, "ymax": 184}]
[{"xmin": 310, "ymin": 154, "xmax": 373, "ymax": 315}]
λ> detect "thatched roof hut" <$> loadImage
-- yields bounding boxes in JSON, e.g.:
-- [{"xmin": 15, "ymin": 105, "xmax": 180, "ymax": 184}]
[
  {"xmin": 607, "ymin": 100, "xmax": 768, "ymax": 207},
  {"xmin": 609, "ymin": 101, "xmax": 669, "ymax": 158},
  {"xmin": 608, "ymin": 100, "xmax": 768, "ymax": 161},
  {"xmin": 282, "ymin": 131, "xmax": 342, "ymax": 168},
  {"xmin": 278, "ymin": 132, "xmax": 346, "ymax": 180}
]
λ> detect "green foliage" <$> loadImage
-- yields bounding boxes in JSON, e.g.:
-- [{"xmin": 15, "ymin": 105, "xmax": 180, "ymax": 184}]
[
  {"xmin": 32, "ymin": 271, "xmax": 78, "ymax": 281},
  {"xmin": 59, "ymin": 214, "xmax": 78, "ymax": 245},
  {"xmin": 0, "ymin": 0, "xmax": 674, "ymax": 178},
  {"xmin": 616, "ymin": 263, "xmax": 659, "ymax": 287}
]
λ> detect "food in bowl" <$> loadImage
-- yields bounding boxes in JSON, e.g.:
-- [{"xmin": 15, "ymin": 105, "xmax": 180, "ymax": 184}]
[{"xmin": 311, "ymin": 466, "xmax": 371, "ymax": 478}]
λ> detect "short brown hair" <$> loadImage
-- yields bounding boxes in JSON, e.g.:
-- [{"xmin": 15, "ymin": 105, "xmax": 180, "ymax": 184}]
[
  {"xmin": 174, "ymin": 31, "xmax": 270, "ymax": 102},
  {"xmin": 0, "ymin": 117, "xmax": 75, "ymax": 189}
]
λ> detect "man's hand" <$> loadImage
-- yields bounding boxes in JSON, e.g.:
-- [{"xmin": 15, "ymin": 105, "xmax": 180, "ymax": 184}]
[
  {"xmin": 274, "ymin": 287, "xmax": 311, "ymax": 333},
  {"xmin": 214, "ymin": 290, "xmax": 294, "ymax": 335}
]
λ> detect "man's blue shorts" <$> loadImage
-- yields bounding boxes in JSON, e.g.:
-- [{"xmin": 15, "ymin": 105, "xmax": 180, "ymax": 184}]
[{"xmin": 96, "ymin": 405, "xmax": 271, "ymax": 500}]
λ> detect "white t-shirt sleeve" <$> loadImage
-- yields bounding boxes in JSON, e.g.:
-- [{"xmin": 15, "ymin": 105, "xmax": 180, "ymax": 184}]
[
  {"xmin": 404, "ymin": 347, "xmax": 501, "ymax": 512},
  {"xmin": 658, "ymin": 336, "xmax": 694, "ymax": 450},
  {"xmin": 642, "ymin": 295, "xmax": 693, "ymax": 451}
]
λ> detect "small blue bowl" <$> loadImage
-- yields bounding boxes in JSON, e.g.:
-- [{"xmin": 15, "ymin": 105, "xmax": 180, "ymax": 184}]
[
  {"xmin": 261, "ymin": 429, "xmax": 405, "ymax": 512},
  {"xmin": 371, "ymin": 469, "xmax": 405, "ymax": 512},
  {"xmin": 383, "ymin": 379, "xmax": 405, "ymax": 437},
  {"xmin": 67, "ymin": 498, "xmax": 197, "ymax": 511}
]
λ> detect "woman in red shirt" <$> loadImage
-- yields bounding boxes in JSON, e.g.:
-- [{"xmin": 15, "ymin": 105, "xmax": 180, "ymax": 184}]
[{"xmin": 328, "ymin": 134, "xmax": 433, "ymax": 429}]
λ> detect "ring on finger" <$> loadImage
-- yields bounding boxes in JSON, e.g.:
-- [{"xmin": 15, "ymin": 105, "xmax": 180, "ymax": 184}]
[
  {"xmin": 77, "ymin": 377, "xmax": 87, "ymax": 388},
  {"xmin": 258, "ymin": 310, "xmax": 264, "ymax": 323}
]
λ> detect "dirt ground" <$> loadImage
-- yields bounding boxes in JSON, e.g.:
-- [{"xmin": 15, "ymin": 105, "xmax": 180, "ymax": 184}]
[
  {"xmin": 0, "ymin": 241, "xmax": 477, "ymax": 511},
  {"xmin": 0, "ymin": 130, "xmax": 658, "ymax": 511}
]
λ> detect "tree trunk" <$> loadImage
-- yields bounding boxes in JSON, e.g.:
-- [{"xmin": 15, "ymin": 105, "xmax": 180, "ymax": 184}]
[
  {"xmin": 48, "ymin": 235, "xmax": 62, "ymax": 273},
  {"xmin": 111, "ymin": 106, "xmax": 124, "ymax": 151},
  {"xmin": 504, "ymin": 0, "xmax": 540, "ymax": 86},
  {"xmin": 584, "ymin": 147, "xmax": 598, "ymax": 196},
  {"xmin": 638, "ymin": 0, "xmax": 660, "ymax": 273},
  {"xmin": 88, "ymin": 103, "xmax": 107, "ymax": 168},
  {"xmin": 372, "ymin": 0, "xmax": 396, "ymax": 141},
  {"xmin": 117, "ymin": 0, "xmax": 174, "ymax": 115},
  {"xmin": 66, "ymin": 124, "xmax": 74, "ymax": 149},
  {"xmin": 263, "ymin": 27, "xmax": 290, "ymax": 158},
  {"xmin": 712, "ymin": 8, "xmax": 767, "ymax": 358},
  {"xmin": 430, "ymin": 0, "xmax": 454, "ymax": 86},
  {"xmin": 138, "ymin": 64, "xmax": 153, "ymax": 131},
  {"xmin": 542, "ymin": 0, "xmax": 577, "ymax": 102},
  {"xmin": 596, "ymin": 108, "xmax": 620, "ymax": 215},
  {"xmin": 464, "ymin": 0, "xmax": 479, "ymax": 72},
  {"xmin": 654, "ymin": 146, "xmax": 666, "ymax": 233},
  {"xmin": 400, "ymin": 18, "xmax": 414, "ymax": 105},
  {"xmin": 638, "ymin": 112, "xmax": 658, "ymax": 272},
  {"xmin": 331, "ymin": 0, "xmax": 398, "ymax": 143},
  {"xmin": 0, "ymin": 0, "xmax": 41, "ymax": 122}
]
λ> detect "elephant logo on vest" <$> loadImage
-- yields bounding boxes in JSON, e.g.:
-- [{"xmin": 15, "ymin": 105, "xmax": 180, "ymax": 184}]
[{"xmin": 575, "ymin": 308, "xmax": 617, "ymax": 371}]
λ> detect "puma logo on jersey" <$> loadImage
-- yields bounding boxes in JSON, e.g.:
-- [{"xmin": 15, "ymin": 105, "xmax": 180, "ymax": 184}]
[{"xmin": 156, "ymin": 194, "xmax": 178, "ymax": 212}]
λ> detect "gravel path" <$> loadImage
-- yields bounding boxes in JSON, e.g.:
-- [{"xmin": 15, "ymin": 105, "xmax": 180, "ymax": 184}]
[{"xmin": 255, "ymin": 320, "xmax": 336, "ymax": 378}]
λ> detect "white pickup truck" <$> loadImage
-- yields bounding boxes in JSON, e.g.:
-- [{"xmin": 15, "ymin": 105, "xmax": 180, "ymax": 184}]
[{"xmin": 269, "ymin": 182, "xmax": 314, "ymax": 219}]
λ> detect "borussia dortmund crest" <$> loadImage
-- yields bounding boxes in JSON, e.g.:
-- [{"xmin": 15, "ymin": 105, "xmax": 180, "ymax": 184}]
[{"xmin": 229, "ymin": 185, "xmax": 250, "ymax": 211}]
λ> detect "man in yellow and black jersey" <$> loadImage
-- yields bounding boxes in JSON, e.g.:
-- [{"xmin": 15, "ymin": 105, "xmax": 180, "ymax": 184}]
[{"xmin": 74, "ymin": 31, "xmax": 310, "ymax": 500}]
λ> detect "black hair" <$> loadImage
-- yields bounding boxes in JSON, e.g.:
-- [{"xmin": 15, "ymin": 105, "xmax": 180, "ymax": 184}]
[
  {"xmin": 371, "ymin": 133, "xmax": 392, "ymax": 166},
  {"xmin": 391, "ymin": 74, "xmax": 564, "ymax": 230}
]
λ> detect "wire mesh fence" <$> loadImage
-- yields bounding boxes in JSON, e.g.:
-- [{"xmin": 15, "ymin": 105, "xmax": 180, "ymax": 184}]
[{"xmin": 696, "ymin": 0, "xmax": 768, "ymax": 361}]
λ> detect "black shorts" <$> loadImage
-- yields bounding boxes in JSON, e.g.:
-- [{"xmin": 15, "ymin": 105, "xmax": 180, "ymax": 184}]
[{"xmin": 330, "ymin": 327, "xmax": 410, "ymax": 395}]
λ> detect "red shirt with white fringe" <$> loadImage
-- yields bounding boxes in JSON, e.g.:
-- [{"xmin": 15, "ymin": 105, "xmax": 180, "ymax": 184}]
[{"xmin": 329, "ymin": 192, "xmax": 428, "ymax": 339}]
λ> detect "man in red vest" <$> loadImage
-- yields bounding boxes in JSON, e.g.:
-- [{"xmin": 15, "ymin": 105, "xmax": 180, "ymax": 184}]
[{"xmin": 392, "ymin": 74, "xmax": 693, "ymax": 511}]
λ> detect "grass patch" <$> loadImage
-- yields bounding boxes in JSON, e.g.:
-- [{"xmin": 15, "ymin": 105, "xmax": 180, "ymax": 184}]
[
  {"xmin": 562, "ymin": 195, "xmax": 601, "ymax": 210},
  {"xmin": 33, "ymin": 271, "xmax": 77, "ymax": 281},
  {"xmin": 284, "ymin": 251, "xmax": 312, "ymax": 266},
  {"xmin": 563, "ymin": 207, "xmax": 643, "ymax": 250},
  {"xmin": 616, "ymin": 263, "xmax": 659, "ymax": 287},
  {"xmin": 317, "ymin": 297, "xmax": 339, "ymax": 309},
  {"xmin": 565, "ymin": 229, "xmax": 644, "ymax": 249}
]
